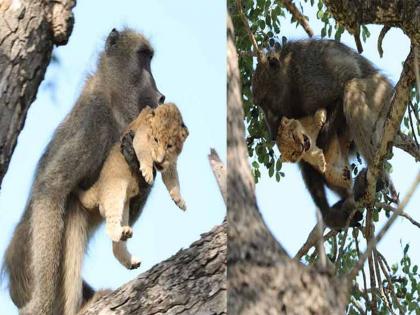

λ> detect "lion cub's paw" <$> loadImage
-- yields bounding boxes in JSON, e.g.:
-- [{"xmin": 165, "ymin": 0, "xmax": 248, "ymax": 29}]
[
  {"xmin": 313, "ymin": 150, "xmax": 326, "ymax": 173},
  {"xmin": 128, "ymin": 257, "xmax": 141, "ymax": 270},
  {"xmin": 140, "ymin": 163, "xmax": 154, "ymax": 184},
  {"xmin": 107, "ymin": 225, "xmax": 133, "ymax": 242}
]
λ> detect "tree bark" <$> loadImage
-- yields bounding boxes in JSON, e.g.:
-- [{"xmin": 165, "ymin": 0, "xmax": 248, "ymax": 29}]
[
  {"xmin": 324, "ymin": 0, "xmax": 420, "ymax": 45},
  {"xmin": 0, "ymin": 0, "xmax": 75, "ymax": 187},
  {"xmin": 227, "ymin": 14, "xmax": 348, "ymax": 315},
  {"xmin": 79, "ymin": 223, "xmax": 227, "ymax": 315}
]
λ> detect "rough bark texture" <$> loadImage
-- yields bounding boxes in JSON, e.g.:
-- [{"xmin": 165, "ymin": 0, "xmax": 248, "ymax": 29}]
[
  {"xmin": 227, "ymin": 15, "xmax": 348, "ymax": 315},
  {"xmin": 79, "ymin": 223, "xmax": 227, "ymax": 315},
  {"xmin": 0, "ymin": 0, "xmax": 75, "ymax": 188},
  {"xmin": 324, "ymin": 0, "xmax": 420, "ymax": 45}
]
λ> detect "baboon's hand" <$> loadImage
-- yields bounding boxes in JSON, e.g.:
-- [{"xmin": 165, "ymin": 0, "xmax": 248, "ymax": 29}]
[
  {"xmin": 107, "ymin": 225, "xmax": 133, "ymax": 242},
  {"xmin": 170, "ymin": 190, "xmax": 186, "ymax": 211},
  {"xmin": 139, "ymin": 163, "xmax": 154, "ymax": 184}
]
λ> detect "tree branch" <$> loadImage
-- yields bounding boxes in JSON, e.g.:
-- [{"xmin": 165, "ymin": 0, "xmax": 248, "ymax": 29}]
[
  {"xmin": 79, "ymin": 223, "xmax": 227, "ymax": 314},
  {"xmin": 228, "ymin": 13, "xmax": 349, "ymax": 314},
  {"xmin": 324, "ymin": 0, "xmax": 420, "ymax": 45},
  {"xmin": 348, "ymin": 171, "xmax": 420, "ymax": 281},
  {"xmin": 0, "ymin": 0, "xmax": 76, "ymax": 187},
  {"xmin": 208, "ymin": 148, "xmax": 227, "ymax": 205},
  {"xmin": 278, "ymin": 0, "xmax": 314, "ymax": 38}
]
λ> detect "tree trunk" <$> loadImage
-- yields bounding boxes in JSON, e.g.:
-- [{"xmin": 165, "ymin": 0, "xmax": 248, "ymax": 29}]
[
  {"xmin": 0, "ymin": 0, "xmax": 75, "ymax": 187},
  {"xmin": 79, "ymin": 223, "xmax": 227, "ymax": 315},
  {"xmin": 226, "ymin": 14, "xmax": 348, "ymax": 315}
]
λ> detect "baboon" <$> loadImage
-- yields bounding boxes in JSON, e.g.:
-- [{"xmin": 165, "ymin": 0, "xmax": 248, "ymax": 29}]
[
  {"xmin": 252, "ymin": 39, "xmax": 394, "ymax": 229},
  {"xmin": 3, "ymin": 28, "xmax": 165, "ymax": 315}
]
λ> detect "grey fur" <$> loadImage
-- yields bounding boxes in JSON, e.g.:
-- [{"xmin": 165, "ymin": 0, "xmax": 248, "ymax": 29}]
[
  {"xmin": 3, "ymin": 28, "xmax": 164, "ymax": 315},
  {"xmin": 252, "ymin": 39, "xmax": 393, "ymax": 229}
]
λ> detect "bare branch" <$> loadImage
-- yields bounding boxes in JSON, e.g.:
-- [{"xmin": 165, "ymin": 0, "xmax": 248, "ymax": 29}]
[
  {"xmin": 348, "ymin": 171, "xmax": 420, "ymax": 281},
  {"xmin": 394, "ymin": 132, "xmax": 420, "ymax": 161},
  {"xmin": 316, "ymin": 208, "xmax": 327, "ymax": 269},
  {"xmin": 377, "ymin": 25, "xmax": 391, "ymax": 58},
  {"xmin": 376, "ymin": 202, "xmax": 420, "ymax": 229},
  {"xmin": 235, "ymin": 0, "xmax": 264, "ymax": 62},
  {"xmin": 294, "ymin": 226, "xmax": 337, "ymax": 260},
  {"xmin": 208, "ymin": 148, "xmax": 227, "ymax": 205},
  {"xmin": 278, "ymin": 0, "xmax": 314, "ymax": 38}
]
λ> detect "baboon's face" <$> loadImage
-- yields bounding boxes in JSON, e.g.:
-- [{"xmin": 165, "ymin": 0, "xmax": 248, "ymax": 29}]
[
  {"xmin": 277, "ymin": 117, "xmax": 310, "ymax": 163},
  {"xmin": 252, "ymin": 50, "xmax": 284, "ymax": 111},
  {"xmin": 105, "ymin": 28, "xmax": 165, "ymax": 108}
]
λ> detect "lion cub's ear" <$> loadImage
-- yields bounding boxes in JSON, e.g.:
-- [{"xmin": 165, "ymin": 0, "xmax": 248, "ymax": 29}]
[{"xmin": 180, "ymin": 122, "xmax": 189, "ymax": 141}]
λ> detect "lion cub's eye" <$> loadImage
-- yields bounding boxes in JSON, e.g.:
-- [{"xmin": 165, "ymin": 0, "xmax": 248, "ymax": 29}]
[
  {"xmin": 154, "ymin": 137, "xmax": 158, "ymax": 143},
  {"xmin": 167, "ymin": 144, "xmax": 173, "ymax": 149}
]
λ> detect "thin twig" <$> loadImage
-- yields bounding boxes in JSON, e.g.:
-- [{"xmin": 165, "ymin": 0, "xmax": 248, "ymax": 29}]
[
  {"xmin": 278, "ymin": 0, "xmax": 314, "ymax": 38},
  {"xmin": 235, "ymin": 0, "xmax": 264, "ymax": 61},
  {"xmin": 354, "ymin": 232, "xmax": 370, "ymax": 308},
  {"xmin": 366, "ymin": 208, "xmax": 378, "ymax": 314},
  {"xmin": 377, "ymin": 252, "xmax": 404, "ymax": 314},
  {"xmin": 374, "ymin": 249, "xmax": 394, "ymax": 314},
  {"xmin": 376, "ymin": 202, "xmax": 420, "ymax": 229},
  {"xmin": 208, "ymin": 148, "xmax": 227, "ymax": 205},
  {"xmin": 349, "ymin": 171, "xmax": 420, "ymax": 281},
  {"xmin": 351, "ymin": 297, "xmax": 366, "ymax": 314},
  {"xmin": 409, "ymin": 102, "xmax": 420, "ymax": 125},
  {"xmin": 394, "ymin": 132, "xmax": 420, "ymax": 161},
  {"xmin": 316, "ymin": 208, "xmax": 326, "ymax": 268},
  {"xmin": 294, "ymin": 225, "xmax": 336, "ymax": 260},
  {"xmin": 354, "ymin": 30, "xmax": 363, "ymax": 53},
  {"xmin": 414, "ymin": 46, "xmax": 420, "ymax": 99},
  {"xmin": 408, "ymin": 105, "xmax": 420, "ymax": 148},
  {"xmin": 377, "ymin": 25, "xmax": 390, "ymax": 58}
]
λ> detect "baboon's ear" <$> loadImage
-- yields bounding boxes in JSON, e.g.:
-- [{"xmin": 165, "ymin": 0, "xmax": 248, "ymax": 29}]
[{"xmin": 106, "ymin": 28, "xmax": 120, "ymax": 51}]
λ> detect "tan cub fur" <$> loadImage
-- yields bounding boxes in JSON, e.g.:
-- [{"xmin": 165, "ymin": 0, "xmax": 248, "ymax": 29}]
[
  {"xmin": 78, "ymin": 103, "xmax": 188, "ymax": 269},
  {"xmin": 276, "ymin": 108, "xmax": 351, "ymax": 193}
]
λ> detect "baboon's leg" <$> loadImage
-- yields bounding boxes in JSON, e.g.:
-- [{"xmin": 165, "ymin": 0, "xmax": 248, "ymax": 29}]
[{"xmin": 62, "ymin": 196, "xmax": 89, "ymax": 315}]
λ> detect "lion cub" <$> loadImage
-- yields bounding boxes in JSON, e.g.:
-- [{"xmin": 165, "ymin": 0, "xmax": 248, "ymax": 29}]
[
  {"xmin": 78, "ymin": 103, "xmax": 189, "ymax": 269},
  {"xmin": 276, "ymin": 108, "xmax": 351, "ymax": 193}
]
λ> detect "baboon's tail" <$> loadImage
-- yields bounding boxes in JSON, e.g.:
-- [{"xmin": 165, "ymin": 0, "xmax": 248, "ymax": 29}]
[{"xmin": 63, "ymin": 195, "xmax": 89, "ymax": 315}]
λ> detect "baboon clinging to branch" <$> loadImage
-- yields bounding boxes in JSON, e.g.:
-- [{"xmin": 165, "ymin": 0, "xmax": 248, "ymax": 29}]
[
  {"xmin": 3, "ymin": 28, "xmax": 165, "ymax": 315},
  {"xmin": 252, "ymin": 39, "xmax": 395, "ymax": 229}
]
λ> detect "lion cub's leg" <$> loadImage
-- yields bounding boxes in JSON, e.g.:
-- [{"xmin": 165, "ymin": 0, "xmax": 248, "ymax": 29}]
[
  {"xmin": 132, "ymin": 127, "xmax": 154, "ymax": 185},
  {"xmin": 99, "ymin": 181, "xmax": 133, "ymax": 242},
  {"xmin": 112, "ymin": 202, "xmax": 141, "ymax": 270},
  {"xmin": 161, "ymin": 162, "xmax": 186, "ymax": 211},
  {"xmin": 304, "ymin": 147, "xmax": 326, "ymax": 173},
  {"xmin": 324, "ymin": 135, "xmax": 352, "ymax": 192}
]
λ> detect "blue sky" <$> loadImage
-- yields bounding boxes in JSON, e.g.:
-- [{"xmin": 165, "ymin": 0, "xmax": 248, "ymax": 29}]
[
  {"xmin": 255, "ymin": 2, "xmax": 420, "ymax": 281},
  {"xmin": 0, "ymin": 1, "xmax": 226, "ymax": 313}
]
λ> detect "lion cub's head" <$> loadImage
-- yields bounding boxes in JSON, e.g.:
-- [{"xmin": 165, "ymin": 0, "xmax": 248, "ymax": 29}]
[
  {"xmin": 133, "ymin": 103, "xmax": 188, "ymax": 172},
  {"xmin": 276, "ymin": 117, "xmax": 311, "ymax": 163}
]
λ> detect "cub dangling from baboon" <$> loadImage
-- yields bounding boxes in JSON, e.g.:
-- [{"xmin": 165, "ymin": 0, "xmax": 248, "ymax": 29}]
[
  {"xmin": 252, "ymin": 39, "xmax": 395, "ymax": 229},
  {"xmin": 276, "ymin": 108, "xmax": 352, "ymax": 198},
  {"xmin": 3, "ymin": 28, "xmax": 165, "ymax": 315},
  {"xmin": 78, "ymin": 103, "xmax": 189, "ymax": 270}
]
